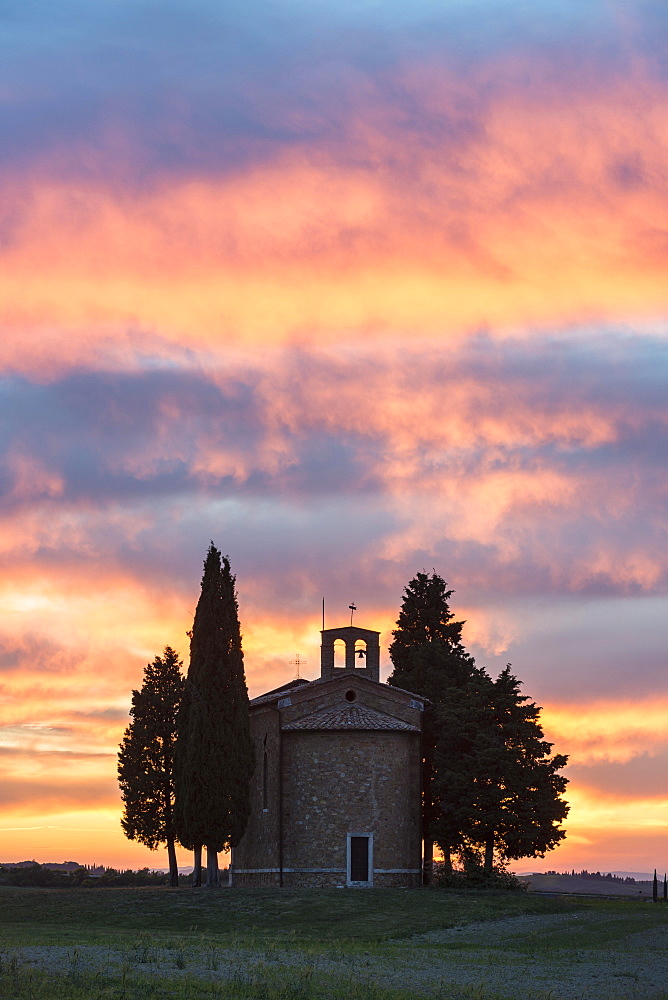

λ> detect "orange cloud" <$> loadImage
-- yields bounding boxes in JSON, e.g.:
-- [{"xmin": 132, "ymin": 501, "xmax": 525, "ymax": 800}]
[
  {"xmin": 560, "ymin": 785, "xmax": 668, "ymax": 834},
  {"xmin": 1, "ymin": 63, "xmax": 668, "ymax": 373},
  {"xmin": 542, "ymin": 696, "xmax": 668, "ymax": 764}
]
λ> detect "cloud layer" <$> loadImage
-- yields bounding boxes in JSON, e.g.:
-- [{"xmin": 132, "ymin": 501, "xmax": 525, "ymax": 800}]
[
  {"xmin": 2, "ymin": 2, "xmax": 668, "ymax": 369},
  {"xmin": 0, "ymin": 0, "xmax": 666, "ymax": 870}
]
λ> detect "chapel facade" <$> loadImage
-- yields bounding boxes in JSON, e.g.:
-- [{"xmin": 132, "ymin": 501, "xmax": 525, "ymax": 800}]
[{"xmin": 230, "ymin": 623, "xmax": 426, "ymax": 888}]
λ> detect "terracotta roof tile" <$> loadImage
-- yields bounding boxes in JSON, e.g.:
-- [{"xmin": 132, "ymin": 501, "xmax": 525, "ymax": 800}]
[{"xmin": 282, "ymin": 704, "xmax": 419, "ymax": 732}]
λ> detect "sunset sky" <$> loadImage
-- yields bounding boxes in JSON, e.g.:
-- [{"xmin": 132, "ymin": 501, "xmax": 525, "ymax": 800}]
[{"xmin": 1, "ymin": 0, "xmax": 667, "ymax": 874}]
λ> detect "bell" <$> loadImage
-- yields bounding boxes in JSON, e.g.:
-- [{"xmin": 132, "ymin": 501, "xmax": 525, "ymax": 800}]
[{"xmin": 357, "ymin": 649, "xmax": 366, "ymax": 659}]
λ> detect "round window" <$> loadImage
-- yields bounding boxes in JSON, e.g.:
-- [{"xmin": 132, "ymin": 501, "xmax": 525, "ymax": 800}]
[{"xmin": 345, "ymin": 689, "xmax": 357, "ymax": 702}]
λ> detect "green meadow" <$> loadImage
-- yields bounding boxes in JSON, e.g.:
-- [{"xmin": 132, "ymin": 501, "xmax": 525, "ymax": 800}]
[{"xmin": 1, "ymin": 887, "xmax": 667, "ymax": 999}]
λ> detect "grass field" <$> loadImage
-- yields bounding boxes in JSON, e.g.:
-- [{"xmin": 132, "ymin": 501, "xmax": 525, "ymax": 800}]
[{"xmin": 1, "ymin": 886, "xmax": 667, "ymax": 999}]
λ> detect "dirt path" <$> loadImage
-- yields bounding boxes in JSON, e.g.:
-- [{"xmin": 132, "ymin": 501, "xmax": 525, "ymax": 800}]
[{"xmin": 384, "ymin": 910, "xmax": 667, "ymax": 998}]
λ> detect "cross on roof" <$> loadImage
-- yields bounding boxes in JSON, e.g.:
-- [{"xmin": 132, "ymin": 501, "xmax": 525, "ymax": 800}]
[{"xmin": 289, "ymin": 653, "xmax": 306, "ymax": 679}]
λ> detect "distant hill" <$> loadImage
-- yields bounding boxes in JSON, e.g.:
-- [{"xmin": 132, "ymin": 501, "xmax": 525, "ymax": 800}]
[
  {"xmin": 0, "ymin": 861, "xmax": 105, "ymax": 873},
  {"xmin": 516, "ymin": 869, "xmax": 658, "ymax": 881},
  {"xmin": 1, "ymin": 860, "xmax": 80, "ymax": 871},
  {"xmin": 521, "ymin": 872, "xmax": 658, "ymax": 896},
  {"xmin": 606, "ymin": 871, "xmax": 658, "ymax": 881}
]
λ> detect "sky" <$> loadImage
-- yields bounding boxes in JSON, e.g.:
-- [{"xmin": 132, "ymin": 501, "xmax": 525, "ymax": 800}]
[{"xmin": 0, "ymin": 0, "xmax": 667, "ymax": 873}]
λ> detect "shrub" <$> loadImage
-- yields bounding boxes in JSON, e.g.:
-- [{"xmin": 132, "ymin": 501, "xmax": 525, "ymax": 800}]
[
  {"xmin": 0, "ymin": 864, "xmax": 169, "ymax": 888},
  {"xmin": 433, "ymin": 858, "xmax": 527, "ymax": 891}
]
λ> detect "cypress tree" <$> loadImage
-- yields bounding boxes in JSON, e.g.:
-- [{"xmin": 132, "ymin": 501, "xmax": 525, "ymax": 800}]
[
  {"xmin": 117, "ymin": 647, "xmax": 185, "ymax": 886},
  {"xmin": 389, "ymin": 571, "xmax": 469, "ymax": 685},
  {"xmin": 387, "ymin": 572, "xmax": 480, "ymax": 880},
  {"xmin": 173, "ymin": 544, "xmax": 255, "ymax": 887}
]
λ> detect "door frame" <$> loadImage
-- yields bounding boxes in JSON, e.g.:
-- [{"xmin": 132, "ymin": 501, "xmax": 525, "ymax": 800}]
[{"xmin": 346, "ymin": 832, "xmax": 374, "ymax": 886}]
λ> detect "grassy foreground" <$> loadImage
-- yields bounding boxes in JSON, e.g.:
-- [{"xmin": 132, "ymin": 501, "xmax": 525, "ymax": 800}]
[
  {"xmin": 0, "ymin": 884, "xmax": 565, "ymax": 945},
  {"xmin": 1, "ymin": 886, "xmax": 667, "ymax": 999}
]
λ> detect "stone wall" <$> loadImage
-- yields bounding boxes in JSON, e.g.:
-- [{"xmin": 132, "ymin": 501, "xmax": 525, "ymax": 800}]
[
  {"xmin": 232, "ymin": 871, "xmax": 281, "ymax": 887},
  {"xmin": 232, "ymin": 704, "xmax": 281, "ymax": 875},
  {"xmin": 281, "ymin": 729, "xmax": 421, "ymax": 886},
  {"xmin": 233, "ymin": 870, "xmax": 420, "ymax": 888}
]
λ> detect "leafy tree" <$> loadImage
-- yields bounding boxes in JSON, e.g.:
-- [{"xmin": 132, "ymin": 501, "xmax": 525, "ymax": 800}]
[
  {"xmin": 389, "ymin": 572, "xmax": 569, "ymax": 880},
  {"xmin": 173, "ymin": 544, "xmax": 255, "ymax": 887},
  {"xmin": 388, "ymin": 572, "xmax": 481, "ymax": 879},
  {"xmin": 431, "ymin": 665, "xmax": 568, "ymax": 872},
  {"xmin": 462, "ymin": 666, "xmax": 568, "ymax": 871},
  {"xmin": 117, "ymin": 646, "xmax": 185, "ymax": 886},
  {"xmin": 429, "ymin": 668, "xmax": 496, "ymax": 866}
]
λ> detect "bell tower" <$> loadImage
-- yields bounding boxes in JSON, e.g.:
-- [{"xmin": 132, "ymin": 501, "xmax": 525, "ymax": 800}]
[{"xmin": 320, "ymin": 625, "xmax": 380, "ymax": 682}]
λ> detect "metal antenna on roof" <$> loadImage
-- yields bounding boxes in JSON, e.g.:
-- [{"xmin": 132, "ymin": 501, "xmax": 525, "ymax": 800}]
[
  {"xmin": 349, "ymin": 602, "xmax": 357, "ymax": 626},
  {"xmin": 289, "ymin": 654, "xmax": 306, "ymax": 680}
]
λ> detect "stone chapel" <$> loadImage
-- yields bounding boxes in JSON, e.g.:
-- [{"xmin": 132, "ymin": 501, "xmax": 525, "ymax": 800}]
[{"xmin": 230, "ymin": 623, "xmax": 426, "ymax": 888}]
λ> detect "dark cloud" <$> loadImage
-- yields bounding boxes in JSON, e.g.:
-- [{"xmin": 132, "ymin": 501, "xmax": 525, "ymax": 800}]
[
  {"xmin": 476, "ymin": 593, "xmax": 668, "ymax": 701},
  {"xmin": 1, "ymin": 330, "xmax": 666, "ymax": 497},
  {"xmin": 69, "ymin": 708, "xmax": 131, "ymax": 723},
  {"xmin": 0, "ymin": 330, "xmax": 665, "ymax": 616},
  {"xmin": 0, "ymin": 0, "xmax": 662, "ymax": 184},
  {"xmin": 3, "ymin": 333, "xmax": 667, "ymax": 461},
  {"xmin": 0, "ymin": 634, "xmax": 82, "ymax": 675},
  {"xmin": 567, "ymin": 751, "xmax": 668, "ymax": 800}
]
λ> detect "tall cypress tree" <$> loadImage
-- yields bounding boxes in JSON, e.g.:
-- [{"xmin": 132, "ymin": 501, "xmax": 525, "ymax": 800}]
[
  {"xmin": 388, "ymin": 572, "xmax": 480, "ymax": 879},
  {"xmin": 389, "ymin": 572, "xmax": 466, "ymax": 670},
  {"xmin": 173, "ymin": 544, "xmax": 255, "ymax": 887},
  {"xmin": 117, "ymin": 647, "xmax": 185, "ymax": 886}
]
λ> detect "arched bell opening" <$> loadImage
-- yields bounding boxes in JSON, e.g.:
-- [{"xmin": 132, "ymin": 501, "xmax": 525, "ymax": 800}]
[
  {"xmin": 354, "ymin": 638, "xmax": 368, "ymax": 667},
  {"xmin": 334, "ymin": 638, "xmax": 346, "ymax": 669}
]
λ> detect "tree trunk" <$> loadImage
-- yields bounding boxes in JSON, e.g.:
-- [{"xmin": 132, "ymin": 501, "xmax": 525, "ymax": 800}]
[
  {"xmin": 441, "ymin": 847, "xmax": 453, "ymax": 874},
  {"xmin": 421, "ymin": 728, "xmax": 434, "ymax": 887},
  {"xmin": 484, "ymin": 834, "xmax": 494, "ymax": 873},
  {"xmin": 205, "ymin": 845, "xmax": 219, "ymax": 887},
  {"xmin": 192, "ymin": 844, "xmax": 202, "ymax": 887},
  {"xmin": 423, "ymin": 839, "xmax": 434, "ymax": 886},
  {"xmin": 167, "ymin": 834, "xmax": 179, "ymax": 887}
]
